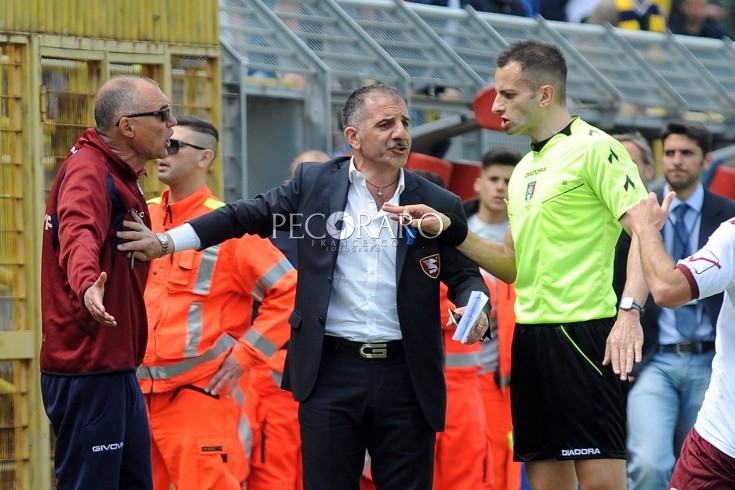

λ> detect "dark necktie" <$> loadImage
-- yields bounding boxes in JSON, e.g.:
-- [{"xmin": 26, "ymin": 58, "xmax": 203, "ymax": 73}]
[{"xmin": 672, "ymin": 204, "xmax": 698, "ymax": 340}]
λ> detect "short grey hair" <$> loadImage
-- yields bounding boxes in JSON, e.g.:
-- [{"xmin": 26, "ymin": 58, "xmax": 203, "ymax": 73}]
[
  {"xmin": 341, "ymin": 84, "xmax": 405, "ymax": 131},
  {"xmin": 613, "ymin": 132, "xmax": 654, "ymax": 167}
]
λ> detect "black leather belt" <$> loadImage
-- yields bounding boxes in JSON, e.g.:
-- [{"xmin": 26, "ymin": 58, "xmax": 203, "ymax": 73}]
[
  {"xmin": 323, "ymin": 336, "xmax": 404, "ymax": 359},
  {"xmin": 659, "ymin": 341, "xmax": 715, "ymax": 355}
]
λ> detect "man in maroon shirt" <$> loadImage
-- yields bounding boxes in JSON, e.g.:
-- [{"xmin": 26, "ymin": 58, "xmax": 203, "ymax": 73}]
[{"xmin": 41, "ymin": 75, "xmax": 175, "ymax": 490}]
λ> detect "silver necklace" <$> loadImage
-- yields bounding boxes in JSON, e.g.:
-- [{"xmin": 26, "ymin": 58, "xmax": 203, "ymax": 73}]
[{"xmin": 365, "ymin": 176, "xmax": 399, "ymax": 197}]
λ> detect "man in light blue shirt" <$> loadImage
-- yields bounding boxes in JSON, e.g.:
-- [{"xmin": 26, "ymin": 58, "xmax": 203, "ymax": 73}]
[{"xmin": 616, "ymin": 120, "xmax": 735, "ymax": 490}]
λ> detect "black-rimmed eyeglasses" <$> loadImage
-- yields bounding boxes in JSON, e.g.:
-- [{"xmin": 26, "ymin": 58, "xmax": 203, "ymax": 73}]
[
  {"xmin": 168, "ymin": 138, "xmax": 208, "ymax": 155},
  {"xmin": 115, "ymin": 105, "xmax": 171, "ymax": 126}
]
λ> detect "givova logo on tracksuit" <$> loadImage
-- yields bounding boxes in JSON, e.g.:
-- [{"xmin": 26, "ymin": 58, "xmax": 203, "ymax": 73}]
[{"xmin": 92, "ymin": 442, "xmax": 124, "ymax": 452}]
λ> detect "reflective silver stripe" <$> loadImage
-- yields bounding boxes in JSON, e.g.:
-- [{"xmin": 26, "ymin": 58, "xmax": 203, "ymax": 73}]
[
  {"xmin": 136, "ymin": 334, "xmax": 236, "ymax": 380},
  {"xmin": 193, "ymin": 245, "xmax": 219, "ymax": 295},
  {"xmin": 232, "ymin": 385, "xmax": 245, "ymax": 407},
  {"xmin": 250, "ymin": 258, "xmax": 293, "ymax": 302},
  {"xmin": 239, "ymin": 414, "xmax": 253, "ymax": 458},
  {"xmin": 444, "ymin": 352, "xmax": 481, "ymax": 368},
  {"xmin": 270, "ymin": 369, "xmax": 282, "ymax": 387},
  {"xmin": 231, "ymin": 385, "xmax": 253, "ymax": 458},
  {"xmin": 243, "ymin": 328, "xmax": 279, "ymax": 359},
  {"xmin": 185, "ymin": 303, "xmax": 203, "ymax": 357},
  {"xmin": 183, "ymin": 247, "xmax": 219, "ymax": 356}
]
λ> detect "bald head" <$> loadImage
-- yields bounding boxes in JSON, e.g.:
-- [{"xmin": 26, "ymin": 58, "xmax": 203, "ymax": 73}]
[
  {"xmin": 94, "ymin": 76, "xmax": 160, "ymax": 131},
  {"xmin": 93, "ymin": 75, "xmax": 174, "ymax": 171},
  {"xmin": 289, "ymin": 149, "xmax": 331, "ymax": 179}
]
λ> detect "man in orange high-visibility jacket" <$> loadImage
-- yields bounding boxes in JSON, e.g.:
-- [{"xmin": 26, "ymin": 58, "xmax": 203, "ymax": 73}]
[
  {"xmin": 435, "ymin": 282, "xmax": 494, "ymax": 489},
  {"xmin": 138, "ymin": 116, "xmax": 297, "ymax": 490},
  {"xmin": 398, "ymin": 170, "xmax": 493, "ymax": 489},
  {"xmin": 243, "ymin": 149, "xmax": 329, "ymax": 490},
  {"xmin": 243, "ymin": 350, "xmax": 303, "ymax": 490},
  {"xmin": 481, "ymin": 278, "xmax": 522, "ymax": 490}
]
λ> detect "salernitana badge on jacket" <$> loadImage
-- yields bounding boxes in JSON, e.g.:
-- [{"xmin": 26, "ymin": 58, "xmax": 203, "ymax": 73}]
[{"xmin": 420, "ymin": 254, "xmax": 440, "ymax": 279}]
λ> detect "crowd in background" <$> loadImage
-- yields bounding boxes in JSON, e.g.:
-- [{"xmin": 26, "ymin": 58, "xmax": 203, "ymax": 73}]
[{"xmin": 407, "ymin": 0, "xmax": 733, "ymax": 38}]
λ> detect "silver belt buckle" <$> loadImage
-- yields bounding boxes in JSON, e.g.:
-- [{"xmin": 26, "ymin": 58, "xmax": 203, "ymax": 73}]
[
  {"xmin": 677, "ymin": 341, "xmax": 693, "ymax": 354},
  {"xmin": 359, "ymin": 343, "xmax": 388, "ymax": 359}
]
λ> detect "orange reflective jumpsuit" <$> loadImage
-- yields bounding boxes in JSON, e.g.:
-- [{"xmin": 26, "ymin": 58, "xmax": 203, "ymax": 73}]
[
  {"xmin": 434, "ymin": 282, "xmax": 493, "ymax": 489},
  {"xmin": 242, "ymin": 348, "xmax": 303, "ymax": 490},
  {"xmin": 139, "ymin": 186, "xmax": 297, "ymax": 490},
  {"xmin": 481, "ymin": 277, "xmax": 522, "ymax": 490}
]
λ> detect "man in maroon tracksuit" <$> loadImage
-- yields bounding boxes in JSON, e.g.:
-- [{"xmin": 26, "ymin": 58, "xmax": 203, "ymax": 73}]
[{"xmin": 41, "ymin": 75, "xmax": 176, "ymax": 490}]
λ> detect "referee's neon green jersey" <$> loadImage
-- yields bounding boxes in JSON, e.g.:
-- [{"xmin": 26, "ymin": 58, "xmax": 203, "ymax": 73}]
[{"xmin": 507, "ymin": 117, "xmax": 648, "ymax": 324}]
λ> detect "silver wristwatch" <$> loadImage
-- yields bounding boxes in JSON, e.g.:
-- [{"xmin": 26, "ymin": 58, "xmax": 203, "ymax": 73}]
[
  {"xmin": 156, "ymin": 233, "xmax": 170, "ymax": 257},
  {"xmin": 619, "ymin": 296, "xmax": 645, "ymax": 315}
]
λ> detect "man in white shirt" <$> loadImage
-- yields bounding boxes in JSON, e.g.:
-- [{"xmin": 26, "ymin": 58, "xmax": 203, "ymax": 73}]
[{"xmin": 116, "ymin": 84, "xmax": 490, "ymax": 490}]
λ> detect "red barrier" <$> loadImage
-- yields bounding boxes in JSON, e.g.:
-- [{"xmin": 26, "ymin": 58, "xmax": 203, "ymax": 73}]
[
  {"xmin": 406, "ymin": 152, "xmax": 454, "ymax": 187},
  {"xmin": 709, "ymin": 165, "xmax": 735, "ymax": 200}
]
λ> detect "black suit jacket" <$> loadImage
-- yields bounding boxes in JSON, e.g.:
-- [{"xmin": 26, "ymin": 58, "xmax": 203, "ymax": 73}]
[
  {"xmin": 189, "ymin": 156, "xmax": 488, "ymax": 431},
  {"xmin": 613, "ymin": 188, "xmax": 735, "ymax": 375}
]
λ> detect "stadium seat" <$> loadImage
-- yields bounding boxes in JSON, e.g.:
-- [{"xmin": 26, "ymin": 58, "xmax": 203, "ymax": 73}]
[
  {"xmin": 708, "ymin": 165, "xmax": 735, "ymax": 200},
  {"xmin": 406, "ymin": 152, "xmax": 453, "ymax": 188},
  {"xmin": 473, "ymin": 86, "xmax": 503, "ymax": 131},
  {"xmin": 447, "ymin": 160, "xmax": 482, "ymax": 202}
]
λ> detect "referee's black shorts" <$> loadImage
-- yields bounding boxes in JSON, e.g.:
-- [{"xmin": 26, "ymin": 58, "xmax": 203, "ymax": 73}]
[{"xmin": 510, "ymin": 317, "xmax": 628, "ymax": 462}]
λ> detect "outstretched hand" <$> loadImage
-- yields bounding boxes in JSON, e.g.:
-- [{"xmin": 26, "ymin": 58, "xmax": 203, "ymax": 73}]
[{"xmin": 83, "ymin": 272, "xmax": 116, "ymax": 326}]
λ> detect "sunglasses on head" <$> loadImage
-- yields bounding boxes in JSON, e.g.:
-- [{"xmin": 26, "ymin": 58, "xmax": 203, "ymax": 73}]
[
  {"xmin": 115, "ymin": 105, "xmax": 171, "ymax": 126},
  {"xmin": 168, "ymin": 138, "xmax": 208, "ymax": 155}
]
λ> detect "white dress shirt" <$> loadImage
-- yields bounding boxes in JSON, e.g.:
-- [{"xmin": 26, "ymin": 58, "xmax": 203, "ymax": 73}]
[
  {"xmin": 325, "ymin": 158, "xmax": 406, "ymax": 342},
  {"xmin": 166, "ymin": 158, "xmax": 407, "ymax": 342}
]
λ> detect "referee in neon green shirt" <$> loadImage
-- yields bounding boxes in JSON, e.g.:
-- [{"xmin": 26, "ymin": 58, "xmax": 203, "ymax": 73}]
[{"xmin": 386, "ymin": 40, "xmax": 649, "ymax": 490}]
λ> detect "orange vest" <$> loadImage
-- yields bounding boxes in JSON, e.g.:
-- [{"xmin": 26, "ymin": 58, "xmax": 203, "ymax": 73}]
[
  {"xmin": 137, "ymin": 186, "xmax": 297, "ymax": 393},
  {"xmin": 441, "ymin": 283, "xmax": 482, "ymax": 382},
  {"xmin": 490, "ymin": 277, "xmax": 516, "ymax": 384}
]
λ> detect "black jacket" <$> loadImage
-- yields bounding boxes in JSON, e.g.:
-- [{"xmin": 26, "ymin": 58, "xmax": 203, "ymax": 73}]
[{"xmin": 188, "ymin": 156, "xmax": 488, "ymax": 431}]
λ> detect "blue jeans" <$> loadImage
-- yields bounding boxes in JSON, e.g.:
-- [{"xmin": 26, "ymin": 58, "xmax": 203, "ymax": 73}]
[{"xmin": 626, "ymin": 350, "xmax": 715, "ymax": 490}]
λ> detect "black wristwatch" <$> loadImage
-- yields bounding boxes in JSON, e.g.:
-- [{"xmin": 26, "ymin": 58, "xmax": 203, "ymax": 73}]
[{"xmin": 619, "ymin": 297, "xmax": 645, "ymax": 315}]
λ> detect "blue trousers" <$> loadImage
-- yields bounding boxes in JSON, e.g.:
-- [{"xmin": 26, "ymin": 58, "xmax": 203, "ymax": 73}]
[
  {"xmin": 42, "ymin": 371, "xmax": 153, "ymax": 490},
  {"xmin": 626, "ymin": 351, "xmax": 714, "ymax": 490}
]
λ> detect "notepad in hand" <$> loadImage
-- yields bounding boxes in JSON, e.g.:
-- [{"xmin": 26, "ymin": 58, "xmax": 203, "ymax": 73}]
[{"xmin": 451, "ymin": 291, "xmax": 489, "ymax": 344}]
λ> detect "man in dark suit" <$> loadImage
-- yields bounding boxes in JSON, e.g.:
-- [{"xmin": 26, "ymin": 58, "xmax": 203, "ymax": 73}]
[
  {"xmin": 613, "ymin": 121, "xmax": 735, "ymax": 490},
  {"xmin": 120, "ymin": 84, "xmax": 490, "ymax": 490}
]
